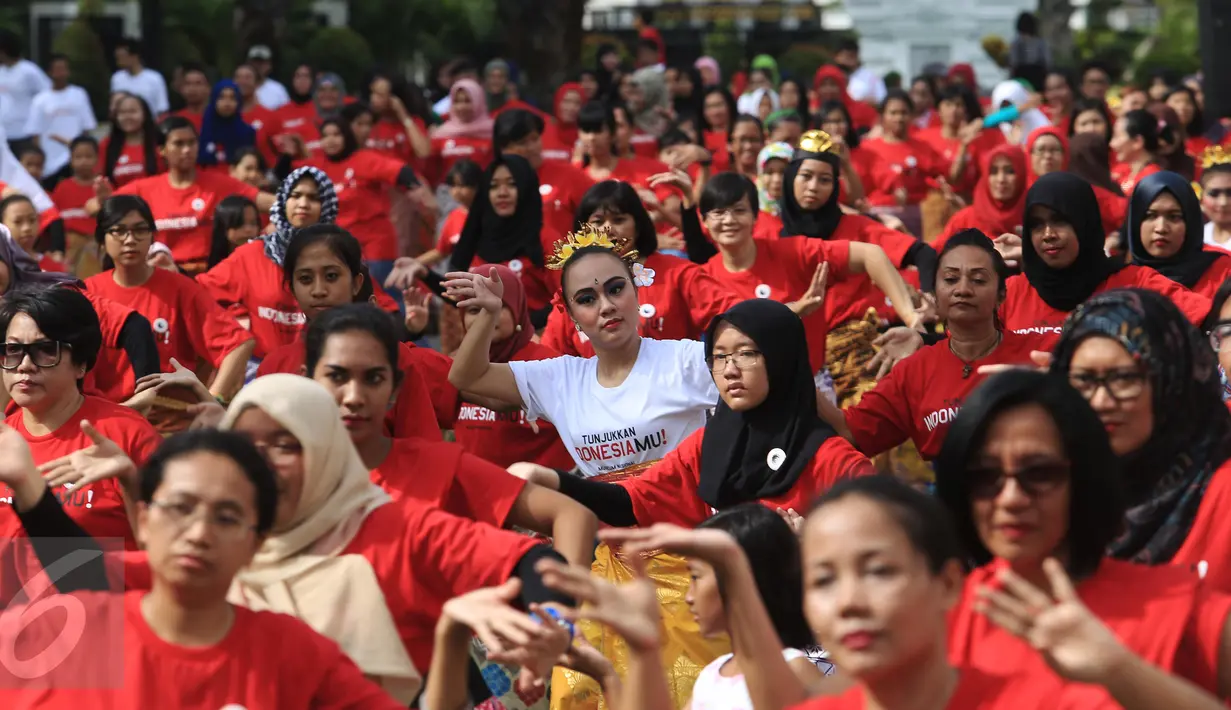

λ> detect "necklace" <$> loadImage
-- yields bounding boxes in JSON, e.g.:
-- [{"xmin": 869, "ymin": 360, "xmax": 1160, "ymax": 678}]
[{"xmin": 950, "ymin": 332, "xmax": 1002, "ymax": 379}]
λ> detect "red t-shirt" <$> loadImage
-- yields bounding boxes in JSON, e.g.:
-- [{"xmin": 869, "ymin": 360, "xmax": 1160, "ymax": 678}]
[
  {"xmin": 173, "ymin": 106, "xmax": 204, "ymax": 131},
  {"xmin": 1111, "ymin": 162, "xmax": 1162, "ymax": 197},
  {"xmin": 860, "ymin": 136, "xmax": 948, "ymax": 206},
  {"xmin": 915, "ymin": 128, "xmax": 982, "ymax": 194},
  {"xmin": 472, "ymin": 245, "xmax": 558, "ymax": 314},
  {"xmin": 435, "ymin": 208, "xmax": 467, "ymax": 256},
  {"xmin": 999, "ymin": 266, "xmax": 1211, "ymax": 351},
  {"xmin": 85, "ymin": 269, "xmax": 252, "ymax": 371},
  {"xmin": 841, "ymin": 146, "xmax": 881, "ymax": 206},
  {"xmin": 949, "ymin": 558, "xmax": 1231, "ymax": 705},
  {"xmin": 197, "ymin": 240, "xmax": 304, "ymax": 358},
  {"xmin": 1171, "ymin": 459, "xmax": 1231, "ymax": 595},
  {"xmin": 427, "ymin": 136, "xmax": 491, "ymax": 187},
  {"xmin": 310, "ymin": 150, "xmax": 407, "ymax": 261},
  {"xmin": 273, "ymin": 101, "xmax": 322, "ymax": 157},
  {"xmin": 621, "ymin": 430, "xmax": 874, "ymax": 528},
  {"xmin": 753, "ymin": 211, "xmax": 784, "ymax": 240},
  {"xmin": 1189, "ymin": 251, "xmax": 1231, "ymax": 300},
  {"xmin": 368, "ymin": 117, "xmax": 423, "ymax": 164},
  {"xmin": 703, "ymin": 238, "xmax": 852, "ymax": 373},
  {"xmin": 51, "ymin": 177, "xmax": 97, "ymax": 237},
  {"xmin": 788, "ymin": 666, "xmax": 1056, "ymax": 710},
  {"xmin": 98, "ymin": 137, "xmax": 162, "ymax": 187},
  {"xmin": 0, "ymin": 396, "xmax": 160, "ymax": 600},
  {"xmin": 629, "ymin": 131, "xmax": 660, "ymax": 160},
  {"xmin": 81, "ymin": 290, "xmax": 142, "ymax": 403},
  {"xmin": 453, "ymin": 341, "xmax": 575, "ymax": 469},
  {"xmin": 541, "ymin": 252, "xmax": 741, "ymax": 357},
  {"xmin": 537, "ymin": 160, "xmax": 595, "ymax": 240},
  {"xmin": 845, "ymin": 333, "xmax": 1038, "ymax": 460},
  {"xmin": 371, "ymin": 437, "xmax": 528, "ymax": 527},
  {"xmin": 1091, "ymin": 185, "xmax": 1128, "ymax": 238},
  {"xmin": 116, "ymin": 172, "xmax": 260, "ymax": 265},
  {"xmin": 0, "ymin": 591, "xmax": 404, "ymax": 709}
]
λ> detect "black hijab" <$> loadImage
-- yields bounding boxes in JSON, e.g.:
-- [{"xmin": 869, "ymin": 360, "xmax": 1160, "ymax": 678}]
[
  {"xmin": 1021, "ymin": 172, "xmax": 1125, "ymax": 312},
  {"xmin": 449, "ymin": 154, "xmax": 545, "ymax": 272},
  {"xmin": 779, "ymin": 133, "xmax": 844, "ymax": 239},
  {"xmin": 1127, "ymin": 171, "xmax": 1218, "ymax": 289},
  {"xmin": 698, "ymin": 299, "xmax": 839, "ymax": 509}
]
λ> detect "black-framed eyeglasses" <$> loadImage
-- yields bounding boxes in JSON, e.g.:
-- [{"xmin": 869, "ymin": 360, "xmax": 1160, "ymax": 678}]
[
  {"xmin": 707, "ymin": 349, "xmax": 763, "ymax": 372},
  {"xmin": 1067, "ymin": 370, "xmax": 1147, "ymax": 403},
  {"xmin": 105, "ymin": 224, "xmax": 153, "ymax": 241},
  {"xmin": 968, "ymin": 462, "xmax": 1071, "ymax": 500},
  {"xmin": 1, "ymin": 340, "xmax": 69, "ymax": 370},
  {"xmin": 1209, "ymin": 321, "xmax": 1231, "ymax": 353}
]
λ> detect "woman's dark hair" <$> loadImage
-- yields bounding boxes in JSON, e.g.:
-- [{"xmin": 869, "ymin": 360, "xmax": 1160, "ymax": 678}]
[
  {"xmin": 69, "ymin": 134, "xmax": 99, "ymax": 156},
  {"xmin": 577, "ymin": 100, "xmax": 616, "ymax": 135},
  {"xmin": 1016, "ymin": 11, "xmax": 1039, "ymax": 35},
  {"xmin": 810, "ymin": 474, "xmax": 962, "ymax": 575},
  {"xmin": 0, "ymin": 193, "xmax": 34, "ymax": 224},
  {"xmin": 1067, "ymin": 96, "xmax": 1113, "ymax": 143},
  {"xmin": 934, "ymin": 370, "xmax": 1124, "ymax": 579},
  {"xmin": 95, "ymin": 195, "xmax": 157, "ymax": 270},
  {"xmin": 105, "ymin": 93, "xmax": 160, "ymax": 182},
  {"xmin": 697, "ymin": 504, "xmax": 814, "ymax": 649},
  {"xmin": 281, "ymin": 223, "xmax": 364, "ymax": 291},
  {"xmin": 700, "ymin": 87, "xmax": 738, "ymax": 133},
  {"xmin": 574, "ymin": 180, "xmax": 658, "ymax": 258},
  {"xmin": 1165, "ymin": 86, "xmax": 1205, "ymax": 137},
  {"xmin": 445, "ymin": 159, "xmax": 483, "ymax": 189},
  {"xmin": 16, "ymin": 144, "xmax": 44, "ymax": 163},
  {"xmin": 559, "ymin": 245, "xmax": 636, "ymax": 298},
  {"xmin": 658, "ymin": 126, "xmax": 697, "ymax": 151},
  {"xmin": 939, "ymin": 229, "xmax": 1010, "ymax": 296},
  {"xmin": 340, "ymin": 101, "xmax": 374, "ymax": 127},
  {"xmin": 818, "ymin": 99, "xmax": 860, "ymax": 148},
  {"xmin": 879, "ymin": 89, "xmax": 915, "ymax": 115},
  {"xmin": 1120, "ymin": 108, "xmax": 1167, "ymax": 155},
  {"xmin": 208, "ymin": 195, "xmax": 259, "ymax": 270},
  {"xmin": 228, "ymin": 145, "xmax": 267, "ymax": 172},
  {"xmin": 493, "ymin": 109, "xmax": 546, "ymax": 154},
  {"xmin": 360, "ymin": 69, "xmax": 431, "ymax": 122},
  {"xmin": 0, "ymin": 286, "xmax": 102, "ymax": 377},
  {"xmin": 776, "ymin": 77, "xmax": 809, "ymax": 119},
  {"xmin": 355, "ymin": 263, "xmax": 377, "ymax": 304},
  {"xmin": 157, "ymin": 115, "xmax": 198, "ymax": 146},
  {"xmin": 1045, "ymin": 69, "xmax": 1077, "ymax": 96},
  {"xmin": 937, "ymin": 85, "xmax": 982, "ymax": 122},
  {"xmin": 140, "ymin": 429, "xmax": 279, "ymax": 535},
  {"xmin": 1203, "ymin": 277, "xmax": 1231, "ymax": 332},
  {"xmin": 700, "ymin": 172, "xmax": 759, "ymax": 216},
  {"xmin": 910, "ymin": 75, "xmax": 938, "ymax": 105},
  {"xmin": 319, "ymin": 117, "xmax": 359, "ymax": 160},
  {"xmin": 304, "ymin": 302, "xmax": 404, "ymax": 387}
]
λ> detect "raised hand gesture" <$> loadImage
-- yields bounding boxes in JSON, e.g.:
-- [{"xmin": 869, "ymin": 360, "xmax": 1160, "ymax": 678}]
[
  {"xmin": 994, "ymin": 231, "xmax": 1022, "ymax": 269},
  {"xmin": 790, "ymin": 263, "xmax": 830, "ymax": 318},
  {"xmin": 442, "ymin": 268, "xmax": 504, "ymax": 314},
  {"xmin": 37, "ymin": 420, "xmax": 136, "ymax": 491},
  {"xmin": 536, "ymin": 556, "xmax": 661, "ymax": 653},
  {"xmin": 866, "ymin": 326, "xmax": 924, "ymax": 380},
  {"xmin": 383, "ymin": 257, "xmax": 427, "ymax": 291},
  {"xmin": 403, "ymin": 288, "xmax": 431, "ymax": 334},
  {"xmin": 976, "ymin": 558, "xmax": 1128, "ymax": 684},
  {"xmin": 600, "ymin": 523, "xmax": 741, "ymax": 569}
]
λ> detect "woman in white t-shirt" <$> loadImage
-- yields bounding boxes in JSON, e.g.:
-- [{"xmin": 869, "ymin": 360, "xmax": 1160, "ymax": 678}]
[{"xmin": 446, "ymin": 229, "xmax": 718, "ymax": 478}]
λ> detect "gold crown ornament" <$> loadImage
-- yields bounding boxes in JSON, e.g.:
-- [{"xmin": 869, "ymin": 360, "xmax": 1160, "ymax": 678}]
[
  {"xmin": 546, "ymin": 224, "xmax": 638, "ymax": 271},
  {"xmin": 1202, "ymin": 146, "xmax": 1231, "ymax": 170},
  {"xmin": 797, "ymin": 130, "xmax": 837, "ymax": 155}
]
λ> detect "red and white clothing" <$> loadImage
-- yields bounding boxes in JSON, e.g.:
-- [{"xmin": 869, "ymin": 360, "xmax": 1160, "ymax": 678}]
[
  {"xmin": 1170, "ymin": 461, "xmax": 1231, "ymax": 594},
  {"xmin": 50, "ymin": 177, "xmax": 97, "ymax": 236},
  {"xmin": 1189, "ymin": 250, "xmax": 1231, "ymax": 301},
  {"xmin": 844, "ymin": 333, "xmax": 1038, "ymax": 460},
  {"xmin": 197, "ymin": 240, "xmax": 304, "ymax": 358},
  {"xmin": 97, "ymin": 137, "xmax": 161, "ymax": 188},
  {"xmin": 115, "ymin": 172, "xmax": 259, "ymax": 265},
  {"xmin": 172, "ymin": 106, "xmax": 203, "ymax": 131},
  {"xmin": 999, "ymin": 266, "xmax": 1211, "ymax": 351},
  {"xmin": 309, "ymin": 150, "xmax": 410, "ymax": 262},
  {"xmin": 427, "ymin": 136, "xmax": 491, "ymax": 187},
  {"xmin": 537, "ymin": 160, "xmax": 595, "ymax": 243},
  {"xmin": 788, "ymin": 666, "xmax": 1055, "ymax": 710},
  {"xmin": 81, "ymin": 290, "xmax": 145, "ymax": 403},
  {"xmin": 542, "ymin": 253, "xmax": 740, "ymax": 358},
  {"xmin": 434, "ymin": 208, "xmax": 467, "ymax": 257},
  {"xmin": 860, "ymin": 136, "xmax": 948, "ymax": 206},
  {"xmin": 453, "ymin": 341, "xmax": 574, "ymax": 470},
  {"xmin": 1111, "ymin": 162, "xmax": 1162, "ymax": 197},
  {"xmin": 272, "ymin": 101, "xmax": 322, "ymax": 157},
  {"xmin": 85, "ymin": 268, "xmax": 252, "ymax": 372},
  {"xmin": 472, "ymin": 246, "xmax": 559, "ymax": 315}
]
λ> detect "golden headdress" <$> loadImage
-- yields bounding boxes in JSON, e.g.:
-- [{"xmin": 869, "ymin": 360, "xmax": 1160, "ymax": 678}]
[
  {"xmin": 797, "ymin": 130, "xmax": 837, "ymax": 156},
  {"xmin": 1202, "ymin": 145, "xmax": 1231, "ymax": 171},
  {"xmin": 546, "ymin": 224, "xmax": 638, "ymax": 271}
]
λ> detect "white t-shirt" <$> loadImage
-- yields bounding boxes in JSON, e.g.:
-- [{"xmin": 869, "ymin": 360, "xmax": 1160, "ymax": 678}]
[
  {"xmin": 691, "ymin": 650, "xmax": 812, "ymax": 710},
  {"xmin": 24, "ymin": 85, "xmax": 97, "ymax": 173},
  {"xmin": 256, "ymin": 79, "xmax": 290, "ymax": 111},
  {"xmin": 1205, "ymin": 222, "xmax": 1231, "ymax": 252},
  {"xmin": 509, "ymin": 338, "xmax": 717, "ymax": 478},
  {"xmin": 110, "ymin": 68, "xmax": 169, "ymax": 115},
  {"xmin": 0, "ymin": 122, "xmax": 54, "ymax": 214},
  {"xmin": 0, "ymin": 59, "xmax": 52, "ymax": 139}
]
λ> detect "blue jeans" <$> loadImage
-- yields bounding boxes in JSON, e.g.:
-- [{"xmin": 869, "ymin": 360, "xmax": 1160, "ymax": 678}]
[{"xmin": 365, "ymin": 259, "xmax": 405, "ymax": 317}]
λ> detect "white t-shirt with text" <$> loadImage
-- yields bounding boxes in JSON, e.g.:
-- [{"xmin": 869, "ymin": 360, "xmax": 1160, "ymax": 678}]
[
  {"xmin": 110, "ymin": 68, "xmax": 169, "ymax": 115},
  {"xmin": 509, "ymin": 338, "xmax": 717, "ymax": 478},
  {"xmin": 25, "ymin": 85, "xmax": 97, "ymax": 173}
]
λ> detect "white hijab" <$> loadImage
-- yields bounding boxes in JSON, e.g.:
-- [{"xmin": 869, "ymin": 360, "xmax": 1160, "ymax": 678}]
[{"xmin": 991, "ymin": 80, "xmax": 1051, "ymax": 144}]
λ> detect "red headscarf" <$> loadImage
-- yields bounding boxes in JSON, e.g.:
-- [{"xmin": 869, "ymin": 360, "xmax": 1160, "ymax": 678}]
[
  {"xmin": 946, "ymin": 63, "xmax": 977, "ymax": 90},
  {"xmin": 971, "ymin": 144, "xmax": 1028, "ymax": 237},
  {"xmin": 552, "ymin": 82, "xmax": 583, "ymax": 149},
  {"xmin": 1025, "ymin": 125, "xmax": 1070, "ymax": 187},
  {"xmin": 812, "ymin": 64, "xmax": 878, "ymax": 132},
  {"xmin": 468, "ymin": 264, "xmax": 534, "ymax": 363}
]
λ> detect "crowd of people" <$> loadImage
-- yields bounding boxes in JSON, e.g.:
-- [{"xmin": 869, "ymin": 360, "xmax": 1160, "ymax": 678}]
[{"xmin": 0, "ymin": 10, "xmax": 1228, "ymax": 709}]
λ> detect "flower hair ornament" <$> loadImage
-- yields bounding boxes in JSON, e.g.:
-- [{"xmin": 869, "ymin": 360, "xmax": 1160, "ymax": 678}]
[
  {"xmin": 546, "ymin": 224, "xmax": 639, "ymax": 271},
  {"xmin": 632, "ymin": 262, "xmax": 656, "ymax": 287},
  {"xmin": 1202, "ymin": 146, "xmax": 1231, "ymax": 171}
]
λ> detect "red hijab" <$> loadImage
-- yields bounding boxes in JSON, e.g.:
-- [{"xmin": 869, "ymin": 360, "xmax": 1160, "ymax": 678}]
[
  {"xmin": 468, "ymin": 264, "xmax": 534, "ymax": 363},
  {"xmin": 1025, "ymin": 125, "xmax": 1070, "ymax": 187},
  {"xmin": 552, "ymin": 83, "xmax": 583, "ymax": 148},
  {"xmin": 813, "ymin": 64, "xmax": 878, "ymax": 131},
  {"xmin": 971, "ymin": 144, "xmax": 1028, "ymax": 237}
]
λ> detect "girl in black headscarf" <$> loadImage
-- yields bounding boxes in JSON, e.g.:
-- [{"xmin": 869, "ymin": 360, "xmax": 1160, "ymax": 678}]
[
  {"xmin": 519, "ymin": 297, "xmax": 872, "ymax": 526},
  {"xmin": 446, "ymin": 153, "xmax": 552, "ymax": 321},
  {"xmin": 997, "ymin": 171, "xmax": 1209, "ymax": 351},
  {"xmin": 1128, "ymin": 171, "xmax": 1231, "ymax": 299}
]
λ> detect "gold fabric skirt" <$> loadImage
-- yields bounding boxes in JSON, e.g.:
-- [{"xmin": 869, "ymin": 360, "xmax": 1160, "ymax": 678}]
[
  {"xmin": 549, "ymin": 464, "xmax": 730, "ymax": 710},
  {"xmin": 825, "ymin": 309, "xmax": 932, "ymax": 484}
]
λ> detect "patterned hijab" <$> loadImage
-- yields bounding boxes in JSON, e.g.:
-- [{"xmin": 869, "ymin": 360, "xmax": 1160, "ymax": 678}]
[
  {"xmin": 756, "ymin": 142, "xmax": 793, "ymax": 217},
  {"xmin": 1051, "ymin": 288, "xmax": 1231, "ymax": 564},
  {"xmin": 263, "ymin": 166, "xmax": 339, "ymax": 266}
]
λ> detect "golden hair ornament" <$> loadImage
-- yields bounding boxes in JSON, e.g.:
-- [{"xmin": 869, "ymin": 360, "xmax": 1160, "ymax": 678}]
[
  {"xmin": 1203, "ymin": 145, "xmax": 1231, "ymax": 170},
  {"xmin": 546, "ymin": 224, "xmax": 638, "ymax": 271},
  {"xmin": 797, "ymin": 130, "xmax": 837, "ymax": 155}
]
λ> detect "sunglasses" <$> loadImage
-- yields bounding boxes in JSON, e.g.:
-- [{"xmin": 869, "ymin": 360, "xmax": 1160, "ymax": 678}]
[
  {"xmin": 969, "ymin": 462, "xmax": 1070, "ymax": 499},
  {"xmin": 1, "ymin": 340, "xmax": 69, "ymax": 371}
]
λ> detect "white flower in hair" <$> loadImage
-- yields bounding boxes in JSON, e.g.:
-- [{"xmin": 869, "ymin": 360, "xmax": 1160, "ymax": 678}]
[{"xmin": 632, "ymin": 262, "xmax": 656, "ymax": 287}]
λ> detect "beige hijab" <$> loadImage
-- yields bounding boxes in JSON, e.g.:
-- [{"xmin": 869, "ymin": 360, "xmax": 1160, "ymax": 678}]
[{"xmin": 221, "ymin": 374, "xmax": 421, "ymax": 702}]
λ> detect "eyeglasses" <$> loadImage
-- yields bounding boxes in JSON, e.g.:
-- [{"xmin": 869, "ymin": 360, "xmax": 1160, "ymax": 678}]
[
  {"xmin": 969, "ymin": 462, "xmax": 1070, "ymax": 499},
  {"xmin": 149, "ymin": 499, "xmax": 255, "ymax": 540},
  {"xmin": 1210, "ymin": 322, "xmax": 1231, "ymax": 352},
  {"xmin": 1, "ymin": 340, "xmax": 69, "ymax": 370},
  {"xmin": 1068, "ymin": 370, "xmax": 1147, "ymax": 403},
  {"xmin": 707, "ymin": 349, "xmax": 763, "ymax": 372},
  {"xmin": 105, "ymin": 225, "xmax": 153, "ymax": 241}
]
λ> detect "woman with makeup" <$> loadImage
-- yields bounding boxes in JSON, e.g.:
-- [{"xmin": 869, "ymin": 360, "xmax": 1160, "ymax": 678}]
[
  {"xmin": 1024, "ymin": 126, "xmax": 1126, "ymax": 237},
  {"xmin": 935, "ymin": 145, "xmax": 1027, "ymax": 251},
  {"xmin": 938, "ymin": 367, "xmax": 1231, "ymax": 704},
  {"xmin": 1127, "ymin": 172, "xmax": 1231, "ymax": 298},
  {"xmin": 98, "ymin": 93, "xmax": 162, "ymax": 188},
  {"xmin": 997, "ymin": 172, "xmax": 1208, "ymax": 351},
  {"xmin": 427, "ymin": 79, "xmax": 494, "ymax": 185},
  {"xmin": 1067, "ymin": 97, "xmax": 1113, "ymax": 145},
  {"xmin": 861, "ymin": 90, "xmax": 949, "ymax": 227},
  {"xmin": 1201, "ymin": 149, "xmax": 1231, "ymax": 250},
  {"xmin": 1111, "ymin": 109, "xmax": 1166, "ymax": 196}
]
